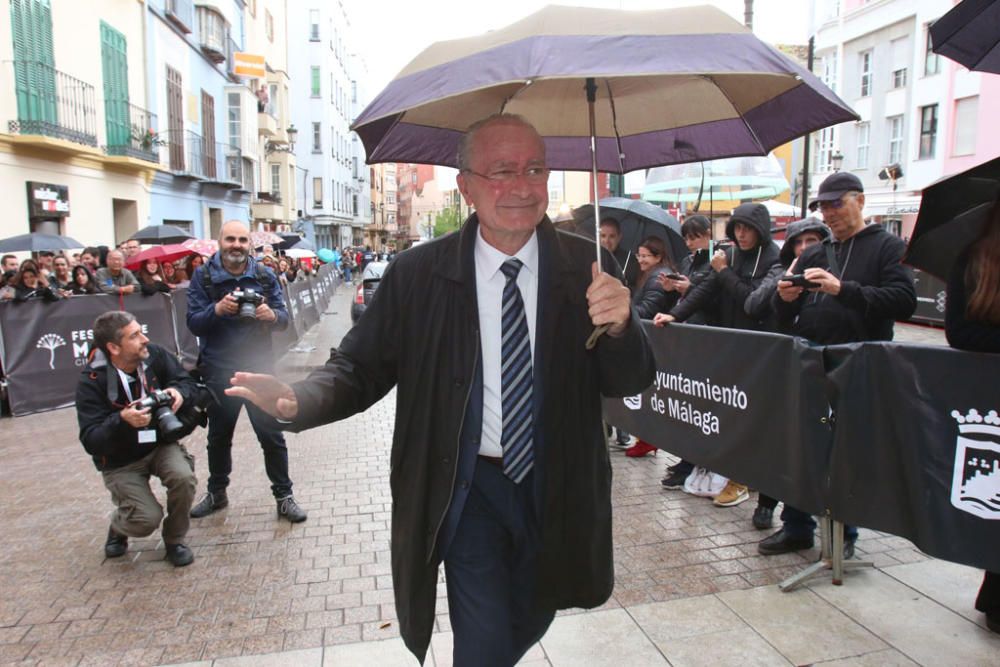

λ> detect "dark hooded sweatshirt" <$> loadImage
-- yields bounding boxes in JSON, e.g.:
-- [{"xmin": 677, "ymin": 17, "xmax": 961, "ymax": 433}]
[
  {"xmin": 669, "ymin": 203, "xmax": 781, "ymax": 331},
  {"xmin": 745, "ymin": 217, "xmax": 831, "ymax": 323},
  {"xmin": 772, "ymin": 223, "xmax": 916, "ymax": 344}
]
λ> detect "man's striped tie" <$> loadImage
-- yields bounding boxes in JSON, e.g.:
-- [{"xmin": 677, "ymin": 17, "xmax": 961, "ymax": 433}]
[{"xmin": 499, "ymin": 258, "xmax": 533, "ymax": 483}]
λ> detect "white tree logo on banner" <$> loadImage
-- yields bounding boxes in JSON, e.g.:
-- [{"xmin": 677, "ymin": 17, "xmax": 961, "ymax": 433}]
[
  {"xmin": 951, "ymin": 409, "xmax": 1000, "ymax": 520},
  {"xmin": 36, "ymin": 333, "xmax": 66, "ymax": 370}
]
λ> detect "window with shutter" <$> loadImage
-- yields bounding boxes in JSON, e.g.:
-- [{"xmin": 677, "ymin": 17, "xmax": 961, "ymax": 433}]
[
  {"xmin": 100, "ymin": 21, "xmax": 130, "ymax": 151},
  {"xmin": 11, "ymin": 0, "xmax": 57, "ymax": 127}
]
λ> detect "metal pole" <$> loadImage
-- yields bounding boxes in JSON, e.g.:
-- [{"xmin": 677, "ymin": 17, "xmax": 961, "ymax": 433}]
[{"xmin": 801, "ymin": 35, "xmax": 815, "ymax": 219}]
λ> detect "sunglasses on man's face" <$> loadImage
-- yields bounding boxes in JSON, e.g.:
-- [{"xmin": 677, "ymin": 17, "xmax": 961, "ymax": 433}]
[{"xmin": 818, "ymin": 194, "xmax": 856, "ymax": 211}]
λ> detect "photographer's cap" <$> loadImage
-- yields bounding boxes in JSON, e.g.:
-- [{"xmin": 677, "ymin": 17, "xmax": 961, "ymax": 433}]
[{"xmin": 809, "ymin": 172, "xmax": 864, "ymax": 211}]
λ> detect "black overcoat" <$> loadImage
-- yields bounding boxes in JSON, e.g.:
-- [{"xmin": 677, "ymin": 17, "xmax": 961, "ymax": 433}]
[{"xmin": 289, "ymin": 215, "xmax": 655, "ymax": 662}]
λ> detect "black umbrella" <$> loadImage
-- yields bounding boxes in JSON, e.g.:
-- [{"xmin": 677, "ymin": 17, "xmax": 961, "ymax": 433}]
[
  {"xmin": 904, "ymin": 155, "xmax": 1000, "ymax": 280},
  {"xmin": 571, "ymin": 197, "xmax": 687, "ymax": 270},
  {"xmin": 930, "ymin": 0, "xmax": 1000, "ymax": 74},
  {"xmin": 274, "ymin": 233, "xmax": 303, "ymax": 251},
  {"xmin": 129, "ymin": 224, "xmax": 194, "ymax": 244},
  {"xmin": 0, "ymin": 232, "xmax": 84, "ymax": 252},
  {"xmin": 288, "ymin": 238, "xmax": 315, "ymax": 252}
]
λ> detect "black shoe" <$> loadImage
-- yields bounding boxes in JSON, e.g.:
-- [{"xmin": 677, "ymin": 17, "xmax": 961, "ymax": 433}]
[
  {"xmin": 277, "ymin": 495, "xmax": 307, "ymax": 523},
  {"xmin": 752, "ymin": 505, "xmax": 774, "ymax": 530},
  {"xmin": 104, "ymin": 525, "xmax": 128, "ymax": 558},
  {"xmin": 844, "ymin": 536, "xmax": 857, "ymax": 560},
  {"xmin": 661, "ymin": 469, "xmax": 688, "ymax": 489},
  {"xmin": 758, "ymin": 528, "xmax": 814, "ymax": 555},
  {"xmin": 986, "ymin": 612, "xmax": 1000, "ymax": 634},
  {"xmin": 189, "ymin": 491, "xmax": 228, "ymax": 518},
  {"xmin": 165, "ymin": 543, "xmax": 194, "ymax": 567}
]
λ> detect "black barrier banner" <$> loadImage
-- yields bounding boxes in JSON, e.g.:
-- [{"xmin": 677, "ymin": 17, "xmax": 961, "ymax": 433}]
[
  {"xmin": 826, "ymin": 342, "xmax": 1000, "ymax": 572},
  {"xmin": 603, "ymin": 323, "xmax": 833, "ymax": 514},
  {"xmin": 170, "ymin": 288, "xmax": 201, "ymax": 371},
  {"xmin": 0, "ymin": 294, "xmax": 178, "ymax": 415},
  {"xmin": 287, "ymin": 280, "xmax": 320, "ymax": 332}
]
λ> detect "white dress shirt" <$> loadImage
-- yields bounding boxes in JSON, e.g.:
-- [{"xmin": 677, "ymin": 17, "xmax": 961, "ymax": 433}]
[{"xmin": 475, "ymin": 227, "xmax": 539, "ymax": 457}]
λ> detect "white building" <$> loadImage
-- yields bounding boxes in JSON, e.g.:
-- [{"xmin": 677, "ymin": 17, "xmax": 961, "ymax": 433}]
[
  {"xmin": 811, "ymin": 0, "xmax": 1000, "ymax": 238},
  {"xmin": 287, "ymin": 2, "xmax": 370, "ymax": 250}
]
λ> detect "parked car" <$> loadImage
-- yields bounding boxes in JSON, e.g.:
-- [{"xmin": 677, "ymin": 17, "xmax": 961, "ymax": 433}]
[{"xmin": 350, "ymin": 260, "xmax": 388, "ymax": 323}]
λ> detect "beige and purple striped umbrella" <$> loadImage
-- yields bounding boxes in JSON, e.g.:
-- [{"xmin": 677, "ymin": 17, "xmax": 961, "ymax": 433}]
[{"xmin": 352, "ymin": 4, "xmax": 857, "ymax": 174}]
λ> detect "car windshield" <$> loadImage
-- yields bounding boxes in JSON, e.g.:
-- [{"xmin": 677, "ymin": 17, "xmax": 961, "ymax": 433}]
[{"xmin": 363, "ymin": 262, "xmax": 388, "ymax": 280}]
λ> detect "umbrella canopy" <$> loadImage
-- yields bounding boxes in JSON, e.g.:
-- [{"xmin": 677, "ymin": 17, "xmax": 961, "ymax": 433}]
[
  {"xmin": 125, "ymin": 243, "xmax": 195, "ymax": 270},
  {"xmin": 643, "ymin": 154, "xmax": 790, "ymax": 204},
  {"xmin": 181, "ymin": 238, "xmax": 219, "ymax": 257},
  {"xmin": 571, "ymin": 198, "xmax": 687, "ymax": 267},
  {"xmin": 904, "ymin": 155, "xmax": 1000, "ymax": 280},
  {"xmin": 351, "ymin": 5, "xmax": 857, "ymax": 173},
  {"xmin": 274, "ymin": 232, "xmax": 303, "ymax": 250},
  {"xmin": 930, "ymin": 0, "xmax": 1000, "ymax": 74},
  {"xmin": 285, "ymin": 247, "xmax": 316, "ymax": 259},
  {"xmin": 130, "ymin": 224, "xmax": 194, "ymax": 244},
  {"xmin": 250, "ymin": 230, "xmax": 284, "ymax": 248},
  {"xmin": 288, "ymin": 238, "xmax": 316, "ymax": 252},
  {"xmin": 0, "ymin": 232, "xmax": 84, "ymax": 252}
]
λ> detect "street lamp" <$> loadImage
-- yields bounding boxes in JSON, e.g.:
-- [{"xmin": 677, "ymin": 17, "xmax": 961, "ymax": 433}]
[
  {"xmin": 830, "ymin": 150, "xmax": 844, "ymax": 172},
  {"xmin": 265, "ymin": 125, "xmax": 298, "ymax": 154}
]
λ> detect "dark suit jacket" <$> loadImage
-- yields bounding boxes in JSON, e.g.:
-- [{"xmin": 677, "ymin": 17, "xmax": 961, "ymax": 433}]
[{"xmin": 287, "ymin": 214, "xmax": 655, "ymax": 663}]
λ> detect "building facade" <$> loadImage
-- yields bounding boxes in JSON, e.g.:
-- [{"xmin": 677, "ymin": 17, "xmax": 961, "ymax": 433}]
[
  {"xmin": 811, "ymin": 0, "xmax": 1000, "ymax": 238},
  {"xmin": 288, "ymin": 1, "xmax": 369, "ymax": 251},
  {"xmin": 0, "ymin": 0, "xmax": 157, "ymax": 245}
]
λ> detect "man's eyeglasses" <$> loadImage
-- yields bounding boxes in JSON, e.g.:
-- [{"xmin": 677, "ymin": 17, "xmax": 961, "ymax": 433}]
[{"xmin": 463, "ymin": 166, "xmax": 550, "ymax": 185}]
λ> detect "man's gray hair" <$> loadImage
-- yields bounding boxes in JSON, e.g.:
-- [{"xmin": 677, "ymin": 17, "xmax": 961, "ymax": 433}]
[
  {"xmin": 93, "ymin": 311, "xmax": 136, "ymax": 354},
  {"xmin": 456, "ymin": 113, "xmax": 541, "ymax": 172}
]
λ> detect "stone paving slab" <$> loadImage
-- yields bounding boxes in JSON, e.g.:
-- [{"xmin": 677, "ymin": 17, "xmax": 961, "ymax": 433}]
[{"xmin": 1, "ymin": 294, "xmax": 982, "ymax": 667}]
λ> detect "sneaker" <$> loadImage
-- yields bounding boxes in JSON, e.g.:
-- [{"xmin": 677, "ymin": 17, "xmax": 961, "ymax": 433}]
[
  {"xmin": 752, "ymin": 505, "xmax": 774, "ymax": 529},
  {"xmin": 189, "ymin": 491, "xmax": 228, "ymax": 518},
  {"xmin": 713, "ymin": 481, "xmax": 749, "ymax": 507},
  {"xmin": 660, "ymin": 469, "xmax": 689, "ymax": 489},
  {"xmin": 277, "ymin": 495, "xmax": 308, "ymax": 523},
  {"xmin": 104, "ymin": 525, "xmax": 128, "ymax": 558},
  {"xmin": 609, "ymin": 438, "xmax": 631, "ymax": 449},
  {"xmin": 165, "ymin": 543, "xmax": 194, "ymax": 567},
  {"xmin": 758, "ymin": 528, "xmax": 814, "ymax": 555},
  {"xmin": 844, "ymin": 536, "xmax": 857, "ymax": 560}
]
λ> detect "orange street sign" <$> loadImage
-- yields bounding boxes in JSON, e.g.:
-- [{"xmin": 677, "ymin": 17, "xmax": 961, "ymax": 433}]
[{"xmin": 233, "ymin": 52, "xmax": 266, "ymax": 78}]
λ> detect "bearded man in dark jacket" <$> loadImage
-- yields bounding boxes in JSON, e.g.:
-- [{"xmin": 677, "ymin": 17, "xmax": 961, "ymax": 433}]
[
  {"xmin": 76, "ymin": 311, "xmax": 198, "ymax": 566},
  {"xmin": 760, "ymin": 171, "xmax": 916, "ymax": 558},
  {"xmin": 226, "ymin": 114, "xmax": 655, "ymax": 666}
]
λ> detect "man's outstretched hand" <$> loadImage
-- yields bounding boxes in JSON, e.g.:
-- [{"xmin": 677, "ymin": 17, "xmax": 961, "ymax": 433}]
[{"xmin": 226, "ymin": 372, "xmax": 299, "ymax": 420}]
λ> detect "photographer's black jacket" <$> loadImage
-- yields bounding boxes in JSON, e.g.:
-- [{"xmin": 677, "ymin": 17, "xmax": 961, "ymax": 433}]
[{"xmin": 76, "ymin": 344, "xmax": 197, "ymax": 471}]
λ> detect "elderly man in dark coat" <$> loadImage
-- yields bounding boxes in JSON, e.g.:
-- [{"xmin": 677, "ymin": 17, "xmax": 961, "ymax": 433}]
[{"xmin": 227, "ymin": 114, "xmax": 655, "ymax": 665}]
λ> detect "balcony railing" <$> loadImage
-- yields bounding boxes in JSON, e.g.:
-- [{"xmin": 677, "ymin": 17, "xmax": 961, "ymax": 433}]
[
  {"xmin": 161, "ymin": 128, "xmax": 211, "ymax": 178},
  {"xmin": 104, "ymin": 102, "xmax": 160, "ymax": 163},
  {"xmin": 206, "ymin": 141, "xmax": 243, "ymax": 187},
  {"xmin": 6, "ymin": 60, "xmax": 97, "ymax": 147}
]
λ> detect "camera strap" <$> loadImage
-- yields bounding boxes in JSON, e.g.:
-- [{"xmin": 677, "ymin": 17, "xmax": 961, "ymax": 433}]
[{"xmin": 115, "ymin": 362, "xmax": 149, "ymax": 404}]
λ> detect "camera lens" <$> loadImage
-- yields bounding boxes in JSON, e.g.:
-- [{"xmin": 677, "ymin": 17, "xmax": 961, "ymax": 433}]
[
  {"xmin": 238, "ymin": 301, "xmax": 258, "ymax": 320},
  {"xmin": 154, "ymin": 406, "xmax": 185, "ymax": 439}
]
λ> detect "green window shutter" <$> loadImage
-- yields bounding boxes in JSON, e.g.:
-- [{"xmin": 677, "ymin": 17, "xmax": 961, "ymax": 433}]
[
  {"xmin": 10, "ymin": 0, "xmax": 56, "ymax": 126},
  {"xmin": 100, "ymin": 21, "xmax": 130, "ymax": 150}
]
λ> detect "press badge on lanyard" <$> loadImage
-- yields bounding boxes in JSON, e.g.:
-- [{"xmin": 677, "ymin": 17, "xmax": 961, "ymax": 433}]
[{"xmin": 118, "ymin": 365, "xmax": 157, "ymax": 444}]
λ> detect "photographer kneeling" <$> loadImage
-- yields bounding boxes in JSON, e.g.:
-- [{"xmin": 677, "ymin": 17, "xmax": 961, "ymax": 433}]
[{"xmin": 76, "ymin": 311, "xmax": 199, "ymax": 566}]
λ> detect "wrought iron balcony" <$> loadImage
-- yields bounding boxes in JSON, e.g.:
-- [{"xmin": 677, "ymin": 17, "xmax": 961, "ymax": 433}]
[
  {"xmin": 160, "ymin": 128, "xmax": 211, "ymax": 178},
  {"xmin": 104, "ymin": 102, "xmax": 160, "ymax": 163},
  {"xmin": 206, "ymin": 141, "xmax": 243, "ymax": 187},
  {"xmin": 6, "ymin": 60, "xmax": 97, "ymax": 147}
]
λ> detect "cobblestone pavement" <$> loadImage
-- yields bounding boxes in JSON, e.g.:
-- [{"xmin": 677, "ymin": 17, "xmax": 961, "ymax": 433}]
[{"xmin": 0, "ymin": 293, "xmax": 980, "ymax": 666}]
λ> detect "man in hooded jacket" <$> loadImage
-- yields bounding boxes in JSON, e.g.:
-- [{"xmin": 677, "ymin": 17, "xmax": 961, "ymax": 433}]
[
  {"xmin": 760, "ymin": 171, "xmax": 916, "ymax": 557},
  {"xmin": 654, "ymin": 203, "xmax": 782, "ymax": 507}
]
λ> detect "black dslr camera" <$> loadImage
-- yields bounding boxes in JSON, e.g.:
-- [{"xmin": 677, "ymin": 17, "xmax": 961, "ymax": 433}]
[
  {"xmin": 230, "ymin": 288, "xmax": 264, "ymax": 320},
  {"xmin": 136, "ymin": 389, "xmax": 185, "ymax": 440}
]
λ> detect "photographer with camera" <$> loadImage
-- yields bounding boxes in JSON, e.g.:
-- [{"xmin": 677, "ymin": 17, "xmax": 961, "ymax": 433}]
[
  {"xmin": 76, "ymin": 311, "xmax": 198, "ymax": 566},
  {"xmin": 186, "ymin": 221, "xmax": 306, "ymax": 522}
]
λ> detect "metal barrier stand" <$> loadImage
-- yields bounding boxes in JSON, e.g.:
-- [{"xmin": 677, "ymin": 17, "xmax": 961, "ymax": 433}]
[{"xmin": 779, "ymin": 513, "xmax": 874, "ymax": 592}]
